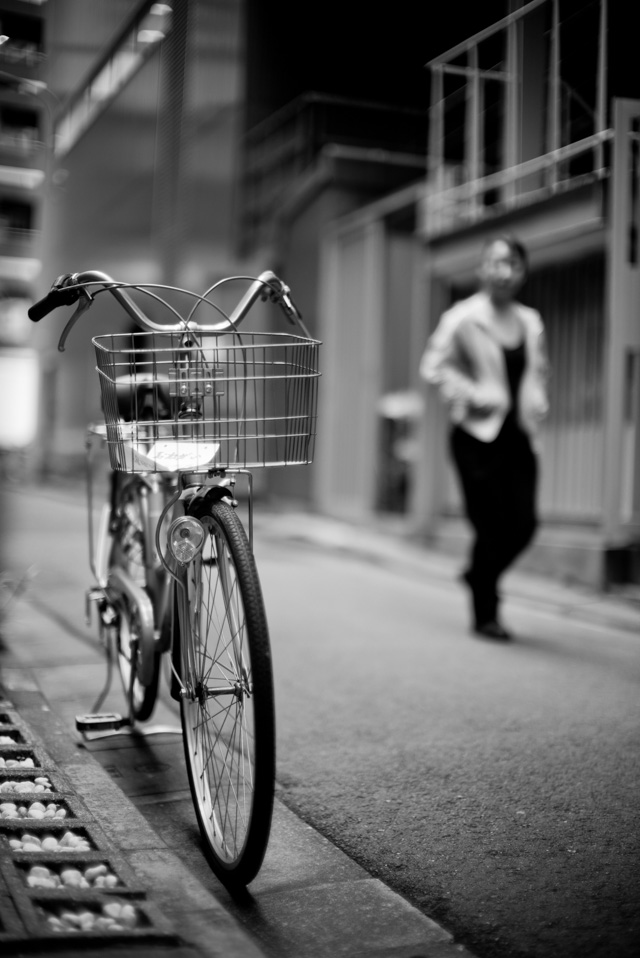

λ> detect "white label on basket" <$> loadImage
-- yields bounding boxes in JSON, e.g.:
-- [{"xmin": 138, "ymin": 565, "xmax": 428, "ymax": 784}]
[{"xmin": 148, "ymin": 441, "xmax": 220, "ymax": 470}]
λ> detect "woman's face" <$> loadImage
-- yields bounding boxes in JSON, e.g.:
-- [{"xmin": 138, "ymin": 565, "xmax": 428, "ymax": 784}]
[{"xmin": 479, "ymin": 240, "xmax": 527, "ymax": 302}]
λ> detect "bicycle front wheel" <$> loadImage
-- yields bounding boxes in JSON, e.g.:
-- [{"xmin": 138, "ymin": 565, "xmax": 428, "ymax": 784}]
[{"xmin": 178, "ymin": 498, "xmax": 275, "ymax": 886}]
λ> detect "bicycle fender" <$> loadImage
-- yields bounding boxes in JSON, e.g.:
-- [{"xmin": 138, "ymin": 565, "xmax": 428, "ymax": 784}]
[
  {"xmin": 201, "ymin": 485, "xmax": 236, "ymax": 506},
  {"xmin": 107, "ymin": 566, "xmax": 157, "ymax": 686},
  {"xmin": 181, "ymin": 483, "xmax": 235, "ymax": 510}
]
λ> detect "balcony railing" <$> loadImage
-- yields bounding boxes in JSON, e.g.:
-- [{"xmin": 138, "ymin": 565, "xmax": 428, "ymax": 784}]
[
  {"xmin": 420, "ymin": 129, "xmax": 613, "ymax": 237},
  {"xmin": 0, "ymin": 44, "xmax": 45, "ymax": 70},
  {"xmin": 0, "ymin": 129, "xmax": 44, "ymax": 156},
  {"xmin": 422, "ymin": 0, "xmax": 610, "ymax": 238}
]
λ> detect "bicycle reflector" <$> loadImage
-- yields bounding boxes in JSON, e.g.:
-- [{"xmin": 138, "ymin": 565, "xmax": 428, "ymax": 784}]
[{"xmin": 168, "ymin": 516, "xmax": 205, "ymax": 564}]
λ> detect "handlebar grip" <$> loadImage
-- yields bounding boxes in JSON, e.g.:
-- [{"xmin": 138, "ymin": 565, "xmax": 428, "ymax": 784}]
[{"xmin": 28, "ymin": 286, "xmax": 79, "ymax": 322}]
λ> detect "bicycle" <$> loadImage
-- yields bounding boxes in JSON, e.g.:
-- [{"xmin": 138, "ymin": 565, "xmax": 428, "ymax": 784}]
[{"xmin": 28, "ymin": 270, "xmax": 320, "ymax": 886}]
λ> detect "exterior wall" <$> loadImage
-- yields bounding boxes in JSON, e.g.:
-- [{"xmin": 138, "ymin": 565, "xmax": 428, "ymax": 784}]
[
  {"xmin": 315, "ymin": 219, "xmax": 385, "ymax": 520},
  {"xmin": 526, "ymin": 255, "xmax": 605, "ymax": 522},
  {"xmin": 263, "ymin": 180, "xmax": 377, "ymax": 507},
  {"xmin": 313, "ymin": 190, "xmax": 426, "ymax": 521},
  {"xmin": 315, "ymin": 173, "xmax": 632, "ymax": 587},
  {"xmin": 604, "ymin": 100, "xmax": 640, "ymax": 547},
  {"xmin": 259, "ymin": 165, "xmax": 426, "ymax": 509},
  {"xmin": 437, "ymin": 253, "xmax": 607, "ymax": 523}
]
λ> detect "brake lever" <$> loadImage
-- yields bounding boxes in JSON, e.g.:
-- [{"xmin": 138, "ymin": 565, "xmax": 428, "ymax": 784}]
[
  {"xmin": 261, "ymin": 279, "xmax": 312, "ymax": 338},
  {"xmin": 280, "ymin": 287, "xmax": 297, "ymax": 318},
  {"xmin": 57, "ymin": 289, "xmax": 94, "ymax": 352}
]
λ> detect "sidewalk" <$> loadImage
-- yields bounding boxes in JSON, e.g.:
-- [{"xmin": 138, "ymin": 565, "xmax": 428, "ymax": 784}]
[{"xmin": 253, "ymin": 507, "xmax": 640, "ymax": 637}]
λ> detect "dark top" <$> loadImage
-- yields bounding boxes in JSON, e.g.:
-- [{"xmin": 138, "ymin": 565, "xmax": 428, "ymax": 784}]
[
  {"xmin": 450, "ymin": 339, "xmax": 531, "ymax": 454},
  {"xmin": 503, "ymin": 340, "xmax": 526, "ymax": 410},
  {"xmin": 500, "ymin": 340, "xmax": 527, "ymax": 437}
]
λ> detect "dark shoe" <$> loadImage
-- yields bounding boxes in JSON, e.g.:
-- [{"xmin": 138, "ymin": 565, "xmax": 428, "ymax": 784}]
[{"xmin": 473, "ymin": 620, "xmax": 512, "ymax": 641}]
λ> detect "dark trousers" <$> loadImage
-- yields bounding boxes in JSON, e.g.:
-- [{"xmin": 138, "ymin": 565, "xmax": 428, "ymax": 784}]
[{"xmin": 450, "ymin": 418, "xmax": 538, "ymax": 627}]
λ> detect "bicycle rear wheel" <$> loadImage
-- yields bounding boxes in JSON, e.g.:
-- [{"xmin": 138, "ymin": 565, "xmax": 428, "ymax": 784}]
[
  {"xmin": 178, "ymin": 498, "xmax": 275, "ymax": 886},
  {"xmin": 109, "ymin": 474, "xmax": 160, "ymax": 722}
]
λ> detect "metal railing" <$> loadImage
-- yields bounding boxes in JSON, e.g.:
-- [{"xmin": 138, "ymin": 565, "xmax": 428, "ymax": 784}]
[
  {"xmin": 0, "ymin": 130, "xmax": 43, "ymax": 155},
  {"xmin": 420, "ymin": 129, "xmax": 614, "ymax": 237},
  {"xmin": 0, "ymin": 45, "xmax": 45, "ymax": 69},
  {"xmin": 422, "ymin": 0, "xmax": 609, "ymax": 238},
  {"xmin": 0, "ymin": 226, "xmax": 38, "ymax": 257}
]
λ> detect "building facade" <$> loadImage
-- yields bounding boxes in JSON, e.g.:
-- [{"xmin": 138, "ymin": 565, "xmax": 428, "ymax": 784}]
[
  {"xmin": 0, "ymin": 0, "xmax": 48, "ymax": 460},
  {"xmin": 313, "ymin": 0, "xmax": 640, "ymax": 588},
  {"xmin": 12, "ymin": 0, "xmax": 639, "ymax": 588}
]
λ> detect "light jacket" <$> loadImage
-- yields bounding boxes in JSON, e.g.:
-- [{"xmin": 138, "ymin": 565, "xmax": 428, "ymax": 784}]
[{"xmin": 419, "ymin": 291, "xmax": 549, "ymax": 443}]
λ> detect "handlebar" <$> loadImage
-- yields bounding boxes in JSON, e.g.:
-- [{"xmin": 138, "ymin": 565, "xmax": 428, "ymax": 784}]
[{"xmin": 28, "ymin": 269, "xmax": 309, "ymax": 351}]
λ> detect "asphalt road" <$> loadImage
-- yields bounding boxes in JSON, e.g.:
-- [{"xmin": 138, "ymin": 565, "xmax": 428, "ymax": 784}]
[
  {"xmin": 1, "ymin": 481, "xmax": 639, "ymax": 958},
  {"xmin": 254, "ymin": 528, "xmax": 640, "ymax": 958}
]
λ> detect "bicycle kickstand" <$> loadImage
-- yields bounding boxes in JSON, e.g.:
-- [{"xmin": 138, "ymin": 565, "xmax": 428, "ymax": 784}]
[{"xmin": 75, "ymin": 598, "xmax": 131, "ymax": 737}]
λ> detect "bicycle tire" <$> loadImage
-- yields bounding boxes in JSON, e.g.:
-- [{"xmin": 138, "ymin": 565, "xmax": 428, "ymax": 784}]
[
  {"xmin": 109, "ymin": 474, "xmax": 160, "ymax": 722},
  {"xmin": 178, "ymin": 498, "xmax": 275, "ymax": 886}
]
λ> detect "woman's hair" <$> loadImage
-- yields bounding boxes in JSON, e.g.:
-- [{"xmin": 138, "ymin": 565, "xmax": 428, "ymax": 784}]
[{"xmin": 481, "ymin": 233, "xmax": 528, "ymax": 271}]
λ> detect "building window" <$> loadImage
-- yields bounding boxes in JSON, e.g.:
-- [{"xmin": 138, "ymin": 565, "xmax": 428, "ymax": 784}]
[
  {"xmin": 0, "ymin": 199, "xmax": 33, "ymax": 233},
  {"xmin": 0, "ymin": 106, "xmax": 41, "ymax": 151},
  {"xmin": 0, "ymin": 12, "xmax": 44, "ymax": 67}
]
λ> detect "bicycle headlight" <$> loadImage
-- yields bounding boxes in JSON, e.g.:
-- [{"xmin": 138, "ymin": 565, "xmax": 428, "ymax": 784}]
[{"xmin": 168, "ymin": 516, "xmax": 205, "ymax": 564}]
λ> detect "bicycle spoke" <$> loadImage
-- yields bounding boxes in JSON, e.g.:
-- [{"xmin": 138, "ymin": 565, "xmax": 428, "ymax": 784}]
[{"xmin": 194, "ymin": 553, "xmax": 249, "ymax": 697}]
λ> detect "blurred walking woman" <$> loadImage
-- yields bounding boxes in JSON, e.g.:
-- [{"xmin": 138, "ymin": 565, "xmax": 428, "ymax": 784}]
[{"xmin": 420, "ymin": 235, "xmax": 549, "ymax": 640}]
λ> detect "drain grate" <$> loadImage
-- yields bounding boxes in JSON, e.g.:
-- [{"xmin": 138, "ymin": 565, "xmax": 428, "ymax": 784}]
[{"xmin": 0, "ymin": 706, "xmax": 179, "ymax": 950}]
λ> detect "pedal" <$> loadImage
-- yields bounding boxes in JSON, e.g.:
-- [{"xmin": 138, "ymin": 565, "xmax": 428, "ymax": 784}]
[{"xmin": 75, "ymin": 712, "xmax": 129, "ymax": 733}]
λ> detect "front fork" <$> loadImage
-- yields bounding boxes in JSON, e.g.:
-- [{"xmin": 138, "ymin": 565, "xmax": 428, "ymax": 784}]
[
  {"xmin": 164, "ymin": 473, "xmax": 247, "ymax": 703},
  {"xmin": 169, "ymin": 537, "xmax": 248, "ymax": 706}
]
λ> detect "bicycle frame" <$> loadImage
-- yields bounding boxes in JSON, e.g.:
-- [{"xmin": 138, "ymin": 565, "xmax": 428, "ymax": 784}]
[
  {"xmin": 79, "ymin": 290, "xmax": 309, "ymax": 703},
  {"xmin": 85, "ymin": 422, "xmax": 254, "ymax": 696},
  {"xmin": 85, "ymin": 431, "xmax": 156, "ymax": 687},
  {"xmin": 84, "ymin": 323, "xmax": 217, "ymax": 659}
]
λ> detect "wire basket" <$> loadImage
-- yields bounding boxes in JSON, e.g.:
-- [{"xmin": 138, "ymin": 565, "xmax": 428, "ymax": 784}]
[{"xmin": 93, "ymin": 330, "xmax": 320, "ymax": 473}]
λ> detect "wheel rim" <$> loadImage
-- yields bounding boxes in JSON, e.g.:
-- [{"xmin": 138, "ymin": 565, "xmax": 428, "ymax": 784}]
[
  {"xmin": 113, "ymin": 491, "xmax": 149, "ymax": 711},
  {"xmin": 182, "ymin": 517, "xmax": 256, "ymax": 867}
]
